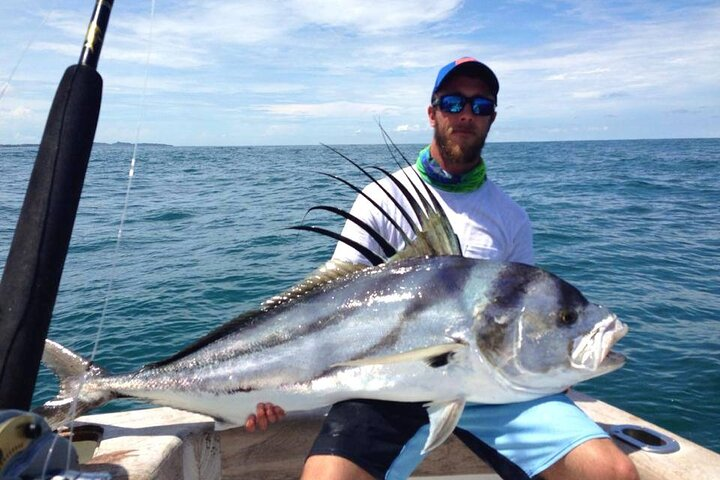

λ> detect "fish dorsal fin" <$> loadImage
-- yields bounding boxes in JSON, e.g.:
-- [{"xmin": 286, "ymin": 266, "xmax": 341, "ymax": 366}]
[
  {"xmin": 305, "ymin": 142, "xmax": 462, "ymax": 265},
  {"xmin": 263, "ymin": 136, "xmax": 462, "ymax": 311},
  {"xmin": 377, "ymin": 125, "xmax": 462, "ymax": 261},
  {"xmin": 260, "ymin": 259, "xmax": 365, "ymax": 311},
  {"xmin": 380, "ymin": 168, "xmax": 461, "ymax": 262}
]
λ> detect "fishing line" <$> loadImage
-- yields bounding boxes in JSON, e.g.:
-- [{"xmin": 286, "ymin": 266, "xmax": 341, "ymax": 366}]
[
  {"xmin": 88, "ymin": 0, "xmax": 155, "ymax": 369},
  {"xmin": 0, "ymin": 6, "xmax": 56, "ymax": 103},
  {"xmin": 49, "ymin": 0, "xmax": 157, "ymax": 475}
]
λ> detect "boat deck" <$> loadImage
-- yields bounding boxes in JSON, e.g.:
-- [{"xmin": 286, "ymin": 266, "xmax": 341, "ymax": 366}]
[{"xmin": 68, "ymin": 390, "xmax": 719, "ymax": 479}]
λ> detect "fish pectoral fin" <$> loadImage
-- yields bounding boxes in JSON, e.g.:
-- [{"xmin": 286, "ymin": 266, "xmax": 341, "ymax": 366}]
[
  {"xmin": 213, "ymin": 418, "xmax": 240, "ymax": 431},
  {"xmin": 422, "ymin": 398, "xmax": 466, "ymax": 454},
  {"xmin": 332, "ymin": 342, "xmax": 466, "ymax": 368}
]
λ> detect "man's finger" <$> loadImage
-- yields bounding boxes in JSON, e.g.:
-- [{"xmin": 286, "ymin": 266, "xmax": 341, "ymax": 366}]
[
  {"xmin": 245, "ymin": 415, "xmax": 257, "ymax": 432},
  {"xmin": 272, "ymin": 406, "xmax": 286, "ymax": 422},
  {"xmin": 265, "ymin": 404, "xmax": 278, "ymax": 423},
  {"xmin": 256, "ymin": 403, "xmax": 269, "ymax": 430}
]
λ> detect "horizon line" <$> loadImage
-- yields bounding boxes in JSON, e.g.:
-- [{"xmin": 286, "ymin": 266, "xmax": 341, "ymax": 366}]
[{"xmin": 1, "ymin": 136, "xmax": 718, "ymax": 149}]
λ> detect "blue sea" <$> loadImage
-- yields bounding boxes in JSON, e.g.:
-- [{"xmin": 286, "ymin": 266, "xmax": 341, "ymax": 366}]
[{"xmin": 1, "ymin": 139, "xmax": 719, "ymax": 454}]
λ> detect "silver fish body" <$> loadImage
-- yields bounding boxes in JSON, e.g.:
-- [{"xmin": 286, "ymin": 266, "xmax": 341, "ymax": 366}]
[{"xmin": 38, "ymin": 255, "xmax": 626, "ymax": 452}]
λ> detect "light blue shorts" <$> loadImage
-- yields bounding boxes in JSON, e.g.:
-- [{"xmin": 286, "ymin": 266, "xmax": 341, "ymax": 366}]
[{"xmin": 386, "ymin": 393, "xmax": 609, "ymax": 479}]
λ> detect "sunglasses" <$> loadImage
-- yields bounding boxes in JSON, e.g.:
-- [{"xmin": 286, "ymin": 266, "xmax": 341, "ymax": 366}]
[{"xmin": 433, "ymin": 94, "xmax": 496, "ymax": 116}]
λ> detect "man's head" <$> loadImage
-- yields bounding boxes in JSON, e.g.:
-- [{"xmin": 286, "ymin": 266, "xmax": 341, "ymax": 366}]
[
  {"xmin": 428, "ymin": 57, "xmax": 499, "ymax": 175},
  {"xmin": 431, "ymin": 57, "xmax": 499, "ymax": 103}
]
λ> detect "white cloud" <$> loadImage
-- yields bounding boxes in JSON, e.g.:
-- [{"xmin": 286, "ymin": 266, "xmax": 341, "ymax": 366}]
[
  {"xmin": 571, "ymin": 91, "xmax": 603, "ymax": 100},
  {"xmin": 2, "ymin": 0, "xmax": 719, "ymax": 143},
  {"xmin": 394, "ymin": 124, "xmax": 424, "ymax": 132},
  {"xmin": 30, "ymin": 41, "xmax": 78, "ymax": 58},
  {"xmin": 43, "ymin": 11, "xmax": 86, "ymax": 40},
  {"xmin": 36, "ymin": 1, "xmax": 468, "ymax": 72},
  {"xmin": 546, "ymin": 68, "xmax": 611, "ymax": 82},
  {"xmin": 245, "ymin": 83, "xmax": 308, "ymax": 95},
  {"xmin": 255, "ymin": 101, "xmax": 402, "ymax": 118},
  {"xmin": 7, "ymin": 106, "xmax": 32, "ymax": 118},
  {"xmin": 261, "ymin": 124, "xmax": 302, "ymax": 138},
  {"xmin": 490, "ymin": 3, "xmax": 720, "ymax": 128},
  {"xmin": 110, "ymin": 4, "xmax": 300, "ymax": 48},
  {"xmin": 290, "ymin": 0, "xmax": 463, "ymax": 34}
]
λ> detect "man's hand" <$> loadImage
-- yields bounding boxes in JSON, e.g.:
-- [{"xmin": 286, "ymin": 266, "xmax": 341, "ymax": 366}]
[{"xmin": 245, "ymin": 402, "xmax": 286, "ymax": 432}]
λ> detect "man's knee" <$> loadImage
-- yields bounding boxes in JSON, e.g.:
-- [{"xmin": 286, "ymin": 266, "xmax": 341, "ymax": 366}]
[
  {"xmin": 301, "ymin": 454, "xmax": 376, "ymax": 480},
  {"xmin": 540, "ymin": 438, "xmax": 639, "ymax": 480},
  {"xmin": 613, "ymin": 455, "xmax": 640, "ymax": 480}
]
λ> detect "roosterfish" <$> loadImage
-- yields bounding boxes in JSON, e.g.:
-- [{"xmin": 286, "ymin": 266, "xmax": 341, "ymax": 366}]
[{"xmin": 36, "ymin": 152, "xmax": 627, "ymax": 454}]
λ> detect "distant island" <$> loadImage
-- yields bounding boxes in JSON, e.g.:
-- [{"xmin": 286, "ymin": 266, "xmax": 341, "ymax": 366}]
[
  {"xmin": 96, "ymin": 142, "xmax": 174, "ymax": 147},
  {"xmin": 0, "ymin": 142, "xmax": 174, "ymax": 148}
]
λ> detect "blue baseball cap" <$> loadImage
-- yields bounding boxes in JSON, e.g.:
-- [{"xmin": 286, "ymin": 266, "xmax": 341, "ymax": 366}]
[{"xmin": 432, "ymin": 57, "xmax": 499, "ymax": 100}]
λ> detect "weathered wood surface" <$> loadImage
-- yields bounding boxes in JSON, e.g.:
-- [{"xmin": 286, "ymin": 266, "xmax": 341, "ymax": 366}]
[
  {"xmin": 72, "ymin": 392, "xmax": 720, "ymax": 479},
  {"xmin": 217, "ymin": 409, "xmax": 497, "ymax": 479},
  {"xmin": 569, "ymin": 390, "xmax": 720, "ymax": 480},
  {"xmin": 74, "ymin": 408, "xmax": 220, "ymax": 480}
]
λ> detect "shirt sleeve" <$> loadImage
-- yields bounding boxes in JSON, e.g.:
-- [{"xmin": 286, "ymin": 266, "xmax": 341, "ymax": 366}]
[{"xmin": 507, "ymin": 214, "xmax": 534, "ymax": 265}]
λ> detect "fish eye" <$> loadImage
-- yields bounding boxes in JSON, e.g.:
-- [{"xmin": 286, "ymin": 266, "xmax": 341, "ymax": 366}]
[{"xmin": 558, "ymin": 310, "xmax": 578, "ymax": 327}]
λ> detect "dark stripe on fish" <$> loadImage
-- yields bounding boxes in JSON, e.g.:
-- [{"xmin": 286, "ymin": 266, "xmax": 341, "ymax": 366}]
[
  {"xmin": 338, "ymin": 257, "xmax": 475, "ymax": 362},
  {"xmin": 552, "ymin": 274, "xmax": 589, "ymax": 328},
  {"xmin": 190, "ymin": 259, "xmax": 478, "ymax": 380},
  {"xmin": 225, "ymin": 386, "xmax": 253, "ymax": 394},
  {"xmin": 555, "ymin": 276, "xmax": 589, "ymax": 310},
  {"xmin": 144, "ymin": 310, "xmax": 263, "ymax": 370},
  {"xmin": 145, "ymin": 267, "xmax": 392, "ymax": 373},
  {"xmin": 476, "ymin": 263, "xmax": 543, "ymax": 354},
  {"xmin": 145, "ymin": 307, "xmax": 345, "ymax": 371}
]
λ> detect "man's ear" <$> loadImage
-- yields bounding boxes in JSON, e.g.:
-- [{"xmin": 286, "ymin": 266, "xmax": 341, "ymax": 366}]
[{"xmin": 428, "ymin": 104, "xmax": 436, "ymax": 127}]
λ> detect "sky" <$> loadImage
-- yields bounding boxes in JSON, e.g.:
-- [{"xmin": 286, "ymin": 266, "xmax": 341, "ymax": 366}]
[{"xmin": 0, "ymin": 0, "xmax": 718, "ymax": 146}]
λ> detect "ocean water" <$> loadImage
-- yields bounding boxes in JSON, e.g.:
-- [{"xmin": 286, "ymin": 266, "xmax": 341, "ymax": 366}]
[{"xmin": 1, "ymin": 139, "xmax": 718, "ymax": 454}]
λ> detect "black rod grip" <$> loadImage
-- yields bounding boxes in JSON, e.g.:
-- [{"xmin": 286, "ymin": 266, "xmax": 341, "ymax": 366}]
[{"xmin": 0, "ymin": 64, "xmax": 102, "ymax": 409}]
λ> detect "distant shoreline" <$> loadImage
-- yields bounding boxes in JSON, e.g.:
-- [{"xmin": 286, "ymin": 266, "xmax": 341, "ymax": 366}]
[
  {"xmin": 1, "ymin": 137, "xmax": 718, "ymax": 148},
  {"xmin": 0, "ymin": 142, "xmax": 174, "ymax": 148}
]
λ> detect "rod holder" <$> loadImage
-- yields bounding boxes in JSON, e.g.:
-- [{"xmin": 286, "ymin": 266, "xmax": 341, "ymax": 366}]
[{"xmin": 609, "ymin": 424, "xmax": 680, "ymax": 454}]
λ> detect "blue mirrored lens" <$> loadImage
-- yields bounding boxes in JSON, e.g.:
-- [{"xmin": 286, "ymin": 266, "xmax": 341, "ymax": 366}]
[
  {"xmin": 470, "ymin": 98, "xmax": 495, "ymax": 116},
  {"xmin": 439, "ymin": 95, "xmax": 465, "ymax": 113},
  {"xmin": 437, "ymin": 95, "xmax": 494, "ymax": 116}
]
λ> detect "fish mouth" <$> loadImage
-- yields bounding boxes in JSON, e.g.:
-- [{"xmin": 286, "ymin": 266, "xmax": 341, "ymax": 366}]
[
  {"xmin": 605, "ymin": 350, "xmax": 627, "ymax": 365},
  {"xmin": 570, "ymin": 314, "xmax": 628, "ymax": 371}
]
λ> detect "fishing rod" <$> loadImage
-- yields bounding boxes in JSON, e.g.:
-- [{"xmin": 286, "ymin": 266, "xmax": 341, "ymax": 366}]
[
  {"xmin": 0, "ymin": 0, "xmax": 114, "ymax": 411},
  {"xmin": 0, "ymin": 2, "xmax": 116, "ymax": 476}
]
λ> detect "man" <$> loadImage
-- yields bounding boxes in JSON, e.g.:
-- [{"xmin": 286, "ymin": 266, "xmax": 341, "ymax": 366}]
[{"xmin": 248, "ymin": 57, "xmax": 639, "ymax": 480}]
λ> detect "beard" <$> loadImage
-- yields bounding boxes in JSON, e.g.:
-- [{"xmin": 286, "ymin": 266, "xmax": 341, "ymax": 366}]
[{"xmin": 434, "ymin": 125, "xmax": 487, "ymax": 170}]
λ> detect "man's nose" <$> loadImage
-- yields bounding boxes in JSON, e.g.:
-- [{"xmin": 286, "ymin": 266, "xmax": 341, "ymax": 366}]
[{"xmin": 457, "ymin": 102, "xmax": 475, "ymax": 118}]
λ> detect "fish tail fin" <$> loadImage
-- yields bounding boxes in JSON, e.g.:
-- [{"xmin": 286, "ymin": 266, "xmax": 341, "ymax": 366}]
[{"xmin": 33, "ymin": 339, "xmax": 116, "ymax": 430}]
